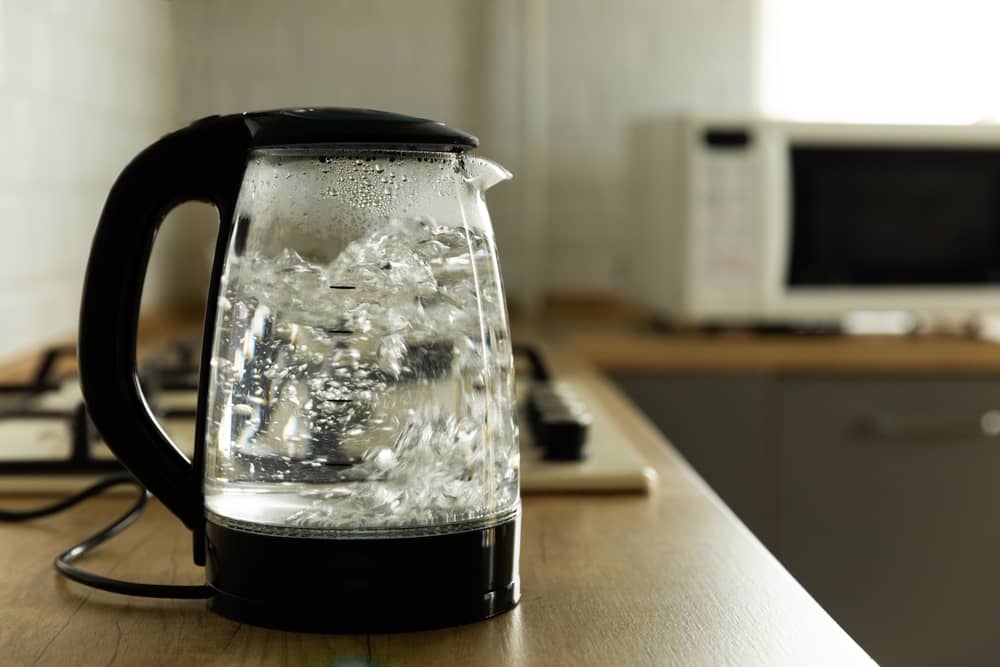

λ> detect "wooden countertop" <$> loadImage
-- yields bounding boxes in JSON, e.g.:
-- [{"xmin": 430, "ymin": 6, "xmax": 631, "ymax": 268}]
[
  {"xmin": 560, "ymin": 330, "xmax": 1000, "ymax": 373},
  {"xmin": 0, "ymin": 344, "xmax": 872, "ymax": 666},
  {"xmin": 523, "ymin": 296, "xmax": 1000, "ymax": 373}
]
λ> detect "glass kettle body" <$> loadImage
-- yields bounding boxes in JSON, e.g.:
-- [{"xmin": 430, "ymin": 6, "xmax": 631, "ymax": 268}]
[{"xmin": 77, "ymin": 109, "xmax": 520, "ymax": 631}]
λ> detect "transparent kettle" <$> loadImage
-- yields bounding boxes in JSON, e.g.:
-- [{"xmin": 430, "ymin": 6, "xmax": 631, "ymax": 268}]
[{"xmin": 77, "ymin": 109, "xmax": 520, "ymax": 631}]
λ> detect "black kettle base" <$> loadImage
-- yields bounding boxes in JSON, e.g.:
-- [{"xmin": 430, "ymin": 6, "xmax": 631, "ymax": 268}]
[
  {"xmin": 207, "ymin": 581, "xmax": 520, "ymax": 634},
  {"xmin": 204, "ymin": 514, "xmax": 520, "ymax": 633}
]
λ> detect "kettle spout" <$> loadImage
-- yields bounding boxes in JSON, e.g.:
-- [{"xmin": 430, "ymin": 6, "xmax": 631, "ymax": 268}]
[{"xmin": 464, "ymin": 156, "xmax": 512, "ymax": 192}]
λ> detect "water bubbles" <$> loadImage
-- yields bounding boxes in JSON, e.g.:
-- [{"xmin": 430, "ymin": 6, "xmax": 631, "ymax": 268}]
[
  {"xmin": 364, "ymin": 446, "xmax": 395, "ymax": 471},
  {"xmin": 250, "ymin": 305, "xmax": 270, "ymax": 337},
  {"xmin": 205, "ymin": 216, "xmax": 518, "ymax": 531},
  {"xmin": 275, "ymin": 248, "xmax": 314, "ymax": 273},
  {"xmin": 373, "ymin": 164, "xmax": 384, "ymax": 173},
  {"xmin": 377, "ymin": 333, "xmax": 407, "ymax": 378},
  {"xmin": 233, "ymin": 403, "xmax": 255, "ymax": 417}
]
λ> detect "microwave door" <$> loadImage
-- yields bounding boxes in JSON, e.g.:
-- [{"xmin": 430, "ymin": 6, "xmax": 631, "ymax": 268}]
[{"xmin": 788, "ymin": 146, "xmax": 1000, "ymax": 288}]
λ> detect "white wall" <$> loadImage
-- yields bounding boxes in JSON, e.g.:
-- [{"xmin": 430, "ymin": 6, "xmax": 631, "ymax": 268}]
[
  {"xmin": 0, "ymin": 0, "xmax": 757, "ymax": 360},
  {"xmin": 759, "ymin": 0, "xmax": 1000, "ymax": 123},
  {"xmin": 170, "ymin": 0, "xmax": 757, "ymax": 305},
  {"xmin": 543, "ymin": 0, "xmax": 756, "ymax": 294},
  {"xmin": 171, "ymin": 0, "xmax": 483, "ymax": 127},
  {"xmin": 0, "ymin": 0, "xmax": 177, "ymax": 359},
  {"xmin": 169, "ymin": 0, "xmax": 503, "ymax": 300}
]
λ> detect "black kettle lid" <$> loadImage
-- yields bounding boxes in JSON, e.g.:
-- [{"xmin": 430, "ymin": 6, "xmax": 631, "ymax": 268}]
[{"xmin": 239, "ymin": 108, "xmax": 478, "ymax": 151}]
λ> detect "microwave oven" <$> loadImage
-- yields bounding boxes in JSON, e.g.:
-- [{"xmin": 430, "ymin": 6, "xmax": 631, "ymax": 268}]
[{"xmin": 629, "ymin": 116, "xmax": 1000, "ymax": 325}]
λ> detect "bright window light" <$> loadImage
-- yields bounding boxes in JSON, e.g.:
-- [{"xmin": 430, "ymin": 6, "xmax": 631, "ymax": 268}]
[{"xmin": 759, "ymin": 0, "xmax": 1000, "ymax": 124}]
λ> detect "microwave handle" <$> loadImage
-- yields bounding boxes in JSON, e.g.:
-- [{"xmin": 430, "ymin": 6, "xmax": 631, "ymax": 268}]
[{"xmin": 853, "ymin": 410, "xmax": 1000, "ymax": 443}]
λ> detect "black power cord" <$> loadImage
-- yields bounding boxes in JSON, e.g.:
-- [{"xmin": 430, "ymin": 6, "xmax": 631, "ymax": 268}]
[{"xmin": 0, "ymin": 474, "xmax": 212, "ymax": 600}]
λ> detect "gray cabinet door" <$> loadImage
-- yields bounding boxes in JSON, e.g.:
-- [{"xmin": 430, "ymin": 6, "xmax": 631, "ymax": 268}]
[
  {"xmin": 611, "ymin": 372, "xmax": 776, "ymax": 541},
  {"xmin": 777, "ymin": 376, "xmax": 1000, "ymax": 667}
]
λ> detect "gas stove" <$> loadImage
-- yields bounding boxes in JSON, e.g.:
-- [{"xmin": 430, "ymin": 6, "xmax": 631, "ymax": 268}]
[
  {"xmin": 0, "ymin": 340, "xmax": 653, "ymax": 493},
  {"xmin": 0, "ymin": 342, "xmax": 200, "ymax": 478}
]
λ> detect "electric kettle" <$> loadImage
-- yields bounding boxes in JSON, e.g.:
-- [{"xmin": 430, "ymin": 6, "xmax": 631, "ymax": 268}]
[{"xmin": 77, "ymin": 109, "xmax": 520, "ymax": 631}]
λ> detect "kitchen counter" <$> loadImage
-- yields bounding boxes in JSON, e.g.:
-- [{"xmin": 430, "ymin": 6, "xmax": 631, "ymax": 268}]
[
  {"xmin": 561, "ymin": 329, "xmax": 1000, "ymax": 373},
  {"xmin": 529, "ymin": 297, "xmax": 1000, "ymax": 373},
  {"xmin": 0, "ymin": 339, "xmax": 871, "ymax": 666}
]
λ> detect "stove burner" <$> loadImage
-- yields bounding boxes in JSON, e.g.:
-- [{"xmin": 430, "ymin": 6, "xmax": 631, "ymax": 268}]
[
  {"xmin": 0, "ymin": 339, "xmax": 204, "ymax": 475},
  {"xmin": 138, "ymin": 338, "xmax": 201, "ymax": 424},
  {"xmin": 0, "ymin": 344, "xmax": 75, "ymax": 396},
  {"xmin": 0, "ymin": 346, "xmax": 120, "ymax": 474},
  {"xmin": 141, "ymin": 339, "xmax": 200, "ymax": 394}
]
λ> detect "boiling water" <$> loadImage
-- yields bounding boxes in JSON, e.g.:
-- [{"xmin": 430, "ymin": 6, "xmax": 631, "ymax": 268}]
[{"xmin": 204, "ymin": 217, "xmax": 519, "ymax": 536}]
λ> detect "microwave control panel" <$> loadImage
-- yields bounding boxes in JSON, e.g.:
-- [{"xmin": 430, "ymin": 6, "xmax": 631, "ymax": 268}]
[{"xmin": 688, "ymin": 128, "xmax": 763, "ymax": 317}]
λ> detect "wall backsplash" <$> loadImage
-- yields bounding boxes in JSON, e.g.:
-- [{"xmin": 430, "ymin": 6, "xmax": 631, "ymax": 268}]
[
  {"xmin": 168, "ymin": 0, "xmax": 495, "ymax": 303},
  {"xmin": 1, "ymin": 0, "xmax": 756, "ymax": 360},
  {"xmin": 542, "ymin": 0, "xmax": 756, "ymax": 294},
  {"xmin": 170, "ymin": 0, "xmax": 757, "ymax": 308},
  {"xmin": 0, "ymin": 0, "xmax": 177, "ymax": 360}
]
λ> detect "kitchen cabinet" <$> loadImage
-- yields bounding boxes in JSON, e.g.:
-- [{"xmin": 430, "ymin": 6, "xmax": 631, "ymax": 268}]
[
  {"xmin": 609, "ymin": 373, "xmax": 777, "ymax": 542},
  {"xmin": 778, "ymin": 376, "xmax": 1000, "ymax": 666},
  {"xmin": 612, "ymin": 370, "xmax": 1000, "ymax": 667}
]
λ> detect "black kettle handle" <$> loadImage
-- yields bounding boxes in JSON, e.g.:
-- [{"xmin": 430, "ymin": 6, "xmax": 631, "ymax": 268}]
[{"xmin": 78, "ymin": 115, "xmax": 250, "ymax": 530}]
